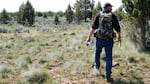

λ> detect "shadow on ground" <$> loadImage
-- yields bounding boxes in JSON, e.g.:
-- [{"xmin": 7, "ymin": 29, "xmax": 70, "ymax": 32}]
[{"xmin": 112, "ymin": 78, "xmax": 144, "ymax": 84}]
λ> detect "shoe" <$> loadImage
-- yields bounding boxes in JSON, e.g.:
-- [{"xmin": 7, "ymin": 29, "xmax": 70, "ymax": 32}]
[
  {"xmin": 92, "ymin": 66, "xmax": 100, "ymax": 76},
  {"xmin": 107, "ymin": 77, "xmax": 114, "ymax": 83}
]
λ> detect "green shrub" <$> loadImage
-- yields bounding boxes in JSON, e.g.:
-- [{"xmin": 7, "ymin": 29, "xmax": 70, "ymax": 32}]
[
  {"xmin": 23, "ymin": 69, "xmax": 49, "ymax": 84},
  {"xmin": 128, "ymin": 57, "xmax": 137, "ymax": 63},
  {"xmin": 0, "ymin": 65, "xmax": 11, "ymax": 79}
]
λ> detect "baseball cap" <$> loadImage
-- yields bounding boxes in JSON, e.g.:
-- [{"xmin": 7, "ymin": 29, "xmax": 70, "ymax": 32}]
[{"xmin": 103, "ymin": 3, "xmax": 113, "ymax": 8}]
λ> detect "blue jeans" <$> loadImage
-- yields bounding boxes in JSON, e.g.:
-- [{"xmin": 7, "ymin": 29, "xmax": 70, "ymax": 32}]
[{"xmin": 95, "ymin": 37, "xmax": 113, "ymax": 78}]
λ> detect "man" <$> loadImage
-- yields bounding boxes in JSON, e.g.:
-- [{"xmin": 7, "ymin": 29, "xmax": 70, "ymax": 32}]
[{"xmin": 86, "ymin": 3, "xmax": 121, "ymax": 83}]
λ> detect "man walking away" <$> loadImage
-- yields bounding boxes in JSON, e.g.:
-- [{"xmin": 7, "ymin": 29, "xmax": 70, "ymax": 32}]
[{"xmin": 85, "ymin": 2, "xmax": 121, "ymax": 83}]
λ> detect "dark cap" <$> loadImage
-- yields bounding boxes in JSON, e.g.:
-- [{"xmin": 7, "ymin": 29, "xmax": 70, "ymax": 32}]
[{"xmin": 103, "ymin": 3, "xmax": 113, "ymax": 8}]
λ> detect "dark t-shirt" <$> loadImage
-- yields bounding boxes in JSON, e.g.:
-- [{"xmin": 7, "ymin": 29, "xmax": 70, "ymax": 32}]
[{"xmin": 92, "ymin": 12, "xmax": 120, "ymax": 32}]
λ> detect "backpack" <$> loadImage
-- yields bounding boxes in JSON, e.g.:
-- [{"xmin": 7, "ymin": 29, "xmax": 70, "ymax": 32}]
[{"xmin": 95, "ymin": 12, "xmax": 115, "ymax": 38}]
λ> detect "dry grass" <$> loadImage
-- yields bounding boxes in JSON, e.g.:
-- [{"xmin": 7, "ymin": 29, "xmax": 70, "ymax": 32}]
[{"xmin": 0, "ymin": 22, "xmax": 149, "ymax": 84}]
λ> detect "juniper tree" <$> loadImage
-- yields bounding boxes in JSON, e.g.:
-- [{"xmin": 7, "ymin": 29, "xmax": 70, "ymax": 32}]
[{"xmin": 122, "ymin": 0, "xmax": 150, "ymax": 49}]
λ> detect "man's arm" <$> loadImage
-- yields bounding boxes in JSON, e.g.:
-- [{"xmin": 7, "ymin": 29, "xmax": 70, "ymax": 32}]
[
  {"xmin": 86, "ymin": 28, "xmax": 96, "ymax": 43},
  {"xmin": 112, "ymin": 14, "xmax": 121, "ymax": 41},
  {"xmin": 85, "ymin": 13, "xmax": 100, "ymax": 45},
  {"xmin": 117, "ymin": 32, "xmax": 121, "ymax": 41}
]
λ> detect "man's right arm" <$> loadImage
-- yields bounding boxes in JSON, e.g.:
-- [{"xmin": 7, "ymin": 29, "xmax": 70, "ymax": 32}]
[
  {"xmin": 86, "ymin": 13, "xmax": 100, "ymax": 45},
  {"xmin": 86, "ymin": 28, "xmax": 96, "ymax": 42}
]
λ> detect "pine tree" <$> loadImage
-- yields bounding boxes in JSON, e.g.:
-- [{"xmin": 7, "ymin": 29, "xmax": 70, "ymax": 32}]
[
  {"xmin": 74, "ymin": 0, "xmax": 83, "ymax": 23},
  {"xmin": 54, "ymin": 14, "xmax": 60, "ymax": 25},
  {"xmin": 36, "ymin": 12, "xmax": 43, "ymax": 17},
  {"xmin": 89, "ymin": 0, "xmax": 95, "ymax": 19},
  {"xmin": 24, "ymin": 1, "xmax": 35, "ymax": 25},
  {"xmin": 82, "ymin": 0, "xmax": 93, "ymax": 22},
  {"xmin": 74, "ymin": 0, "xmax": 94, "ymax": 22},
  {"xmin": 17, "ymin": 1, "xmax": 35, "ymax": 26},
  {"xmin": 92, "ymin": 1, "xmax": 102, "ymax": 19},
  {"xmin": 17, "ymin": 2, "xmax": 25, "ymax": 24},
  {"xmin": 57, "ymin": 11, "xmax": 64, "ymax": 17},
  {"xmin": 0, "ymin": 8, "xmax": 10, "ymax": 24},
  {"xmin": 65, "ymin": 4, "xmax": 74, "ymax": 23}
]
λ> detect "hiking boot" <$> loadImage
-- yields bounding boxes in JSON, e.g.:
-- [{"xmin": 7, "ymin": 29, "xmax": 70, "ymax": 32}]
[
  {"xmin": 92, "ymin": 66, "xmax": 100, "ymax": 76},
  {"xmin": 107, "ymin": 77, "xmax": 114, "ymax": 83}
]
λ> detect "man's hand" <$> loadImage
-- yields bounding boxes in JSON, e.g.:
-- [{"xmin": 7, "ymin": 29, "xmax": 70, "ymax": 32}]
[
  {"xmin": 117, "ymin": 32, "xmax": 121, "ymax": 48},
  {"xmin": 85, "ymin": 28, "xmax": 96, "ymax": 46},
  {"xmin": 114, "ymin": 32, "xmax": 121, "ymax": 42},
  {"xmin": 118, "ymin": 36, "xmax": 121, "ymax": 42},
  {"xmin": 117, "ymin": 32, "xmax": 121, "ymax": 41},
  {"xmin": 85, "ymin": 37, "xmax": 91, "ymax": 46}
]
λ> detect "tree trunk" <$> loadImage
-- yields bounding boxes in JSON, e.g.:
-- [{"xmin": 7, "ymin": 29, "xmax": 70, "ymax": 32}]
[
  {"xmin": 138, "ymin": 16, "xmax": 146, "ymax": 50},
  {"xmin": 84, "ymin": 6, "xmax": 87, "ymax": 22}
]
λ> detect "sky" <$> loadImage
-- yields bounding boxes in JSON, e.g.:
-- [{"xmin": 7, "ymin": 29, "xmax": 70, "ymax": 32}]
[{"xmin": 0, "ymin": 0, "xmax": 122, "ymax": 12}]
